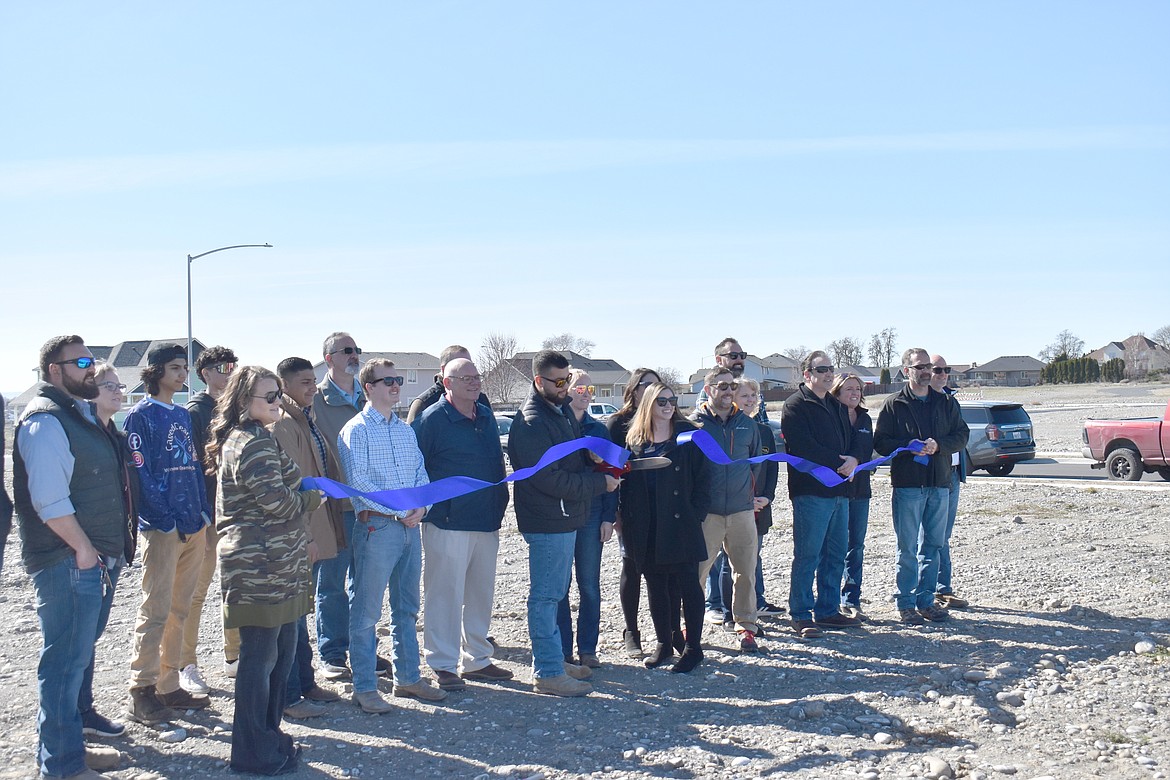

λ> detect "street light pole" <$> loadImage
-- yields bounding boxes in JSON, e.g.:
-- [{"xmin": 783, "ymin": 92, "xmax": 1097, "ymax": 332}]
[{"xmin": 186, "ymin": 243, "xmax": 273, "ymax": 384}]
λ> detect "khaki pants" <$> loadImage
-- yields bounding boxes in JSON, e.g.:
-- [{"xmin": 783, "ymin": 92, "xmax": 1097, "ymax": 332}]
[
  {"xmin": 180, "ymin": 526, "xmax": 239, "ymax": 667},
  {"xmin": 697, "ymin": 510, "xmax": 759, "ymax": 634},
  {"xmin": 129, "ymin": 526, "xmax": 207, "ymax": 694},
  {"xmin": 421, "ymin": 524, "xmax": 500, "ymax": 674}
]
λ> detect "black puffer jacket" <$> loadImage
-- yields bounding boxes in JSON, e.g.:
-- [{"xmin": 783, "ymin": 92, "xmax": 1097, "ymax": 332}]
[{"xmin": 508, "ymin": 386, "xmax": 608, "ymax": 534}]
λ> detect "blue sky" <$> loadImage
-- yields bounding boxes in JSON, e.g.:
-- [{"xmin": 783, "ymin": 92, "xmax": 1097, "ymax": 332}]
[{"xmin": 2, "ymin": 2, "xmax": 1168, "ymax": 393}]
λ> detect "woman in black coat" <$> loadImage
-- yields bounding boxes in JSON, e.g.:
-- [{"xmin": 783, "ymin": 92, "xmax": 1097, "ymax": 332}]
[{"xmin": 617, "ymin": 382, "xmax": 710, "ymax": 673}]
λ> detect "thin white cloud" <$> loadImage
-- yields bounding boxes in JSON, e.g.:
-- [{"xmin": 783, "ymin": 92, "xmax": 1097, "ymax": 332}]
[{"xmin": 1, "ymin": 125, "xmax": 1167, "ymax": 199}]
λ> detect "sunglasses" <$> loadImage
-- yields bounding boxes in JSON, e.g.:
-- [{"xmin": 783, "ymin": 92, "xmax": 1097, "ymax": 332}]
[
  {"xmin": 932, "ymin": 366, "xmax": 952, "ymax": 375},
  {"xmin": 54, "ymin": 357, "xmax": 95, "ymax": 369},
  {"xmin": 908, "ymin": 363, "xmax": 932, "ymax": 371},
  {"xmin": 539, "ymin": 375, "xmax": 572, "ymax": 388},
  {"xmin": 811, "ymin": 365, "xmax": 835, "ymax": 374},
  {"xmin": 252, "ymin": 390, "xmax": 282, "ymax": 404},
  {"xmin": 330, "ymin": 347, "xmax": 363, "ymax": 356},
  {"xmin": 712, "ymin": 381, "xmax": 739, "ymax": 392},
  {"xmin": 720, "ymin": 351, "xmax": 748, "ymax": 360},
  {"xmin": 98, "ymin": 381, "xmax": 127, "ymax": 392},
  {"xmin": 370, "ymin": 376, "xmax": 405, "ymax": 387},
  {"xmin": 654, "ymin": 396, "xmax": 679, "ymax": 408},
  {"xmin": 571, "ymin": 385, "xmax": 596, "ymax": 395},
  {"xmin": 636, "ymin": 379, "xmax": 656, "ymax": 388},
  {"xmin": 213, "ymin": 362, "xmax": 236, "ymax": 375}
]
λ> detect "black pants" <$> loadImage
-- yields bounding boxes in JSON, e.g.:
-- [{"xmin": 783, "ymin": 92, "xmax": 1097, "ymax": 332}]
[
  {"xmin": 619, "ymin": 556, "xmax": 642, "ymax": 632},
  {"xmin": 644, "ymin": 564, "xmax": 703, "ymax": 649},
  {"xmin": 233, "ymin": 622, "xmax": 297, "ymax": 774}
]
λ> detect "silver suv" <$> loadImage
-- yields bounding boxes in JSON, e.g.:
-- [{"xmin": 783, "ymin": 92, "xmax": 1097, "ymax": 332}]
[{"xmin": 959, "ymin": 401, "xmax": 1035, "ymax": 476}]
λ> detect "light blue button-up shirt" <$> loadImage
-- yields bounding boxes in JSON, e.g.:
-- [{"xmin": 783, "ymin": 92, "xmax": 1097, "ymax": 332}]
[{"xmin": 336, "ymin": 404, "xmax": 429, "ymax": 518}]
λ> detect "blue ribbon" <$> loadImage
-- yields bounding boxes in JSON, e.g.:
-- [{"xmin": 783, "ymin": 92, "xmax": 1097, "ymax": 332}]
[{"xmin": 302, "ymin": 435, "xmax": 627, "ymax": 513}]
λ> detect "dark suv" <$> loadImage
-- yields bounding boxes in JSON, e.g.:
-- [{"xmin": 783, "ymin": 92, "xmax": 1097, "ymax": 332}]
[{"xmin": 958, "ymin": 401, "xmax": 1035, "ymax": 476}]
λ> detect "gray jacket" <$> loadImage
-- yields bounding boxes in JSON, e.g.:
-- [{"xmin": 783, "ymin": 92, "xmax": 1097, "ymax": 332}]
[{"xmin": 690, "ymin": 403, "xmax": 761, "ymax": 515}]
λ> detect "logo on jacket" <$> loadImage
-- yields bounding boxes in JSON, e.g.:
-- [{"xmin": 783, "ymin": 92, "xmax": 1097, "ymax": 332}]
[{"xmin": 166, "ymin": 423, "xmax": 195, "ymax": 467}]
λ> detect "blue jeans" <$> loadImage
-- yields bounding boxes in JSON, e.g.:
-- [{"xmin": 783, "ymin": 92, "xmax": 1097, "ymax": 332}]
[
  {"xmin": 557, "ymin": 514, "xmax": 603, "ymax": 658},
  {"xmin": 934, "ymin": 468, "xmax": 961, "ymax": 595},
  {"xmin": 708, "ymin": 534, "xmax": 767, "ymax": 616},
  {"xmin": 233, "ymin": 622, "xmax": 297, "ymax": 774},
  {"xmin": 284, "ymin": 615, "xmax": 314, "ymax": 703},
  {"xmin": 315, "ymin": 510, "xmax": 355, "ymax": 664},
  {"xmin": 892, "ymin": 487, "xmax": 949, "ymax": 610},
  {"xmin": 523, "ymin": 531, "xmax": 576, "ymax": 679},
  {"xmin": 787, "ymin": 495, "xmax": 848, "ymax": 622},
  {"xmin": 32, "ymin": 554, "xmax": 121, "ymax": 778},
  {"xmin": 349, "ymin": 515, "xmax": 422, "ymax": 693},
  {"xmin": 841, "ymin": 498, "xmax": 871, "ymax": 608}
]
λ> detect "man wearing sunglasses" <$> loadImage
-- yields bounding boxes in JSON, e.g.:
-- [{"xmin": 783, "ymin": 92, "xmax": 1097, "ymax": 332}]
[
  {"xmin": 929, "ymin": 354, "xmax": 970, "ymax": 610},
  {"xmin": 874, "ymin": 348, "xmax": 969, "ymax": 626},
  {"xmin": 182, "ymin": 345, "xmax": 238, "ymax": 693},
  {"xmin": 698, "ymin": 337, "xmax": 770, "ymax": 424},
  {"xmin": 125, "ymin": 343, "xmax": 214, "ymax": 722},
  {"xmin": 338, "ymin": 359, "xmax": 447, "ymax": 713},
  {"xmin": 781, "ymin": 351, "xmax": 868, "ymax": 639},
  {"xmin": 509, "ymin": 351, "xmax": 619, "ymax": 697},
  {"xmin": 13, "ymin": 336, "xmax": 130, "ymax": 777},
  {"xmin": 691, "ymin": 368, "xmax": 764, "ymax": 653}
]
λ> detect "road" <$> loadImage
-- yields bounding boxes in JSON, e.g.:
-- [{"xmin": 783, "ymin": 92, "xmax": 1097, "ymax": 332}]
[{"xmin": 965, "ymin": 452, "xmax": 1170, "ymax": 489}]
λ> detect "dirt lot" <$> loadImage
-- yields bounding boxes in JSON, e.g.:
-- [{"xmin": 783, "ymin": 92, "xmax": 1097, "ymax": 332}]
[{"xmin": 1, "ymin": 382, "xmax": 1168, "ymax": 780}]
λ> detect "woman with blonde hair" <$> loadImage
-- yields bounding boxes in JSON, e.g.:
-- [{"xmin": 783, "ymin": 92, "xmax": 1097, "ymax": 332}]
[
  {"xmin": 204, "ymin": 366, "xmax": 321, "ymax": 775},
  {"xmin": 617, "ymin": 382, "xmax": 710, "ymax": 673},
  {"xmin": 830, "ymin": 373, "xmax": 873, "ymax": 620}
]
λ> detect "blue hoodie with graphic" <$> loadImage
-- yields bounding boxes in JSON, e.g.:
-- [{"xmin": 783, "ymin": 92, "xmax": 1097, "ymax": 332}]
[{"xmin": 124, "ymin": 398, "xmax": 211, "ymax": 535}]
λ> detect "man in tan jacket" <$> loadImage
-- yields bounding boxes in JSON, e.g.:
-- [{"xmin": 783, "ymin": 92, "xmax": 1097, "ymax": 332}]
[{"xmin": 271, "ymin": 357, "xmax": 348, "ymax": 718}]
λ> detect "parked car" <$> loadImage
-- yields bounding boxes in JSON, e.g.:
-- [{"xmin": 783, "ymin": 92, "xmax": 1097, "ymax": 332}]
[
  {"xmin": 959, "ymin": 400, "xmax": 1035, "ymax": 476},
  {"xmin": 495, "ymin": 413, "xmax": 513, "ymax": 469},
  {"xmin": 588, "ymin": 402, "xmax": 619, "ymax": 421},
  {"xmin": 764, "ymin": 419, "xmax": 786, "ymax": 454},
  {"xmin": 1082, "ymin": 399, "xmax": 1170, "ymax": 481}
]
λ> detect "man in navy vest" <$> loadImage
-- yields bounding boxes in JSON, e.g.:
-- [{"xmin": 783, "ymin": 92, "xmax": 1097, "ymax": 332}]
[{"xmin": 13, "ymin": 335, "xmax": 127, "ymax": 778}]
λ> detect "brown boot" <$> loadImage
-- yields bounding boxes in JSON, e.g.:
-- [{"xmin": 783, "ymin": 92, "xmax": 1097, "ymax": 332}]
[{"xmin": 127, "ymin": 685, "xmax": 175, "ymax": 725}]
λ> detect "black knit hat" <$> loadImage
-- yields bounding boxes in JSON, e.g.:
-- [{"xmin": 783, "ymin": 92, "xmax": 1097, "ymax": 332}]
[{"xmin": 146, "ymin": 343, "xmax": 187, "ymax": 367}]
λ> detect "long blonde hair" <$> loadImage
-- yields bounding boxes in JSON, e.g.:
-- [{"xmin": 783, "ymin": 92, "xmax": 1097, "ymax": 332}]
[
  {"xmin": 203, "ymin": 365, "xmax": 279, "ymax": 474},
  {"xmin": 625, "ymin": 382, "xmax": 683, "ymax": 449}
]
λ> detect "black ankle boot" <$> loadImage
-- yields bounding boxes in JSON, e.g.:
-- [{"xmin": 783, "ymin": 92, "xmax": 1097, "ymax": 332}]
[
  {"xmin": 644, "ymin": 642, "xmax": 675, "ymax": 668},
  {"xmin": 623, "ymin": 629, "xmax": 643, "ymax": 659},
  {"xmin": 671, "ymin": 646, "xmax": 703, "ymax": 674},
  {"xmin": 672, "ymin": 630, "xmax": 686, "ymax": 654}
]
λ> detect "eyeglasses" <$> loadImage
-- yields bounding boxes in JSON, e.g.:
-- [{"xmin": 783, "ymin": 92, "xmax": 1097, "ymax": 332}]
[
  {"xmin": 213, "ymin": 362, "xmax": 236, "ymax": 375},
  {"xmin": 329, "ymin": 347, "xmax": 362, "ymax": 356},
  {"xmin": 98, "ymin": 381, "xmax": 127, "ymax": 392},
  {"xmin": 370, "ymin": 376, "xmax": 405, "ymax": 387},
  {"xmin": 448, "ymin": 374, "xmax": 483, "ymax": 385},
  {"xmin": 908, "ymin": 363, "xmax": 932, "ymax": 371},
  {"xmin": 654, "ymin": 396, "xmax": 679, "ymax": 408},
  {"xmin": 712, "ymin": 381, "xmax": 739, "ymax": 392},
  {"xmin": 932, "ymin": 366, "xmax": 952, "ymax": 375},
  {"xmin": 571, "ymin": 385, "xmax": 596, "ymax": 395},
  {"xmin": 252, "ymin": 390, "xmax": 282, "ymax": 404},
  {"xmin": 539, "ymin": 375, "xmax": 572, "ymax": 388},
  {"xmin": 811, "ymin": 365, "xmax": 835, "ymax": 375},
  {"xmin": 719, "ymin": 351, "xmax": 748, "ymax": 360},
  {"xmin": 53, "ymin": 357, "xmax": 95, "ymax": 369}
]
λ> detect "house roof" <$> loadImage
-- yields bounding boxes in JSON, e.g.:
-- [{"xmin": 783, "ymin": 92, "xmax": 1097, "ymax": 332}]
[
  {"xmin": 509, "ymin": 351, "xmax": 629, "ymax": 385},
  {"xmin": 972, "ymin": 355, "xmax": 1046, "ymax": 372}
]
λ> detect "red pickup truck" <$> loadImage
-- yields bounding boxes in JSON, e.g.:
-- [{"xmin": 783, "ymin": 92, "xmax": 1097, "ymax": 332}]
[{"xmin": 1082, "ymin": 400, "xmax": 1170, "ymax": 481}]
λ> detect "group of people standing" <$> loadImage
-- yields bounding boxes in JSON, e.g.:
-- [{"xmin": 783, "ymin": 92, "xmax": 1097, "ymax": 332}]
[{"xmin": 5, "ymin": 331, "xmax": 971, "ymax": 779}]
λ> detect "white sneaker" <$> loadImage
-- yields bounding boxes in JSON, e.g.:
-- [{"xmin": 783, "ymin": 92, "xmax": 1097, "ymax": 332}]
[
  {"xmin": 224, "ymin": 659, "xmax": 238, "ymax": 679},
  {"xmin": 180, "ymin": 663, "xmax": 211, "ymax": 695}
]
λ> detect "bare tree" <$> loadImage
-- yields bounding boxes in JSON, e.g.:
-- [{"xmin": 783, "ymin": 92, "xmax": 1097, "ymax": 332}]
[
  {"xmin": 867, "ymin": 328, "xmax": 898, "ymax": 369},
  {"xmin": 781, "ymin": 345, "xmax": 811, "ymax": 364},
  {"xmin": 654, "ymin": 366, "xmax": 683, "ymax": 389},
  {"xmin": 540, "ymin": 332, "xmax": 595, "ymax": 357},
  {"xmin": 1038, "ymin": 329, "xmax": 1085, "ymax": 362},
  {"xmin": 1151, "ymin": 325, "xmax": 1170, "ymax": 351},
  {"xmin": 478, "ymin": 331, "xmax": 526, "ymax": 405},
  {"xmin": 827, "ymin": 337, "xmax": 864, "ymax": 369}
]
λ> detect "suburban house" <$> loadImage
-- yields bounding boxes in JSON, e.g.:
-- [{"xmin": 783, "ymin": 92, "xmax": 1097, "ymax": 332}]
[
  {"xmin": 1086, "ymin": 335, "xmax": 1170, "ymax": 379},
  {"xmin": 961, "ymin": 355, "xmax": 1046, "ymax": 387},
  {"xmin": 312, "ymin": 351, "xmax": 439, "ymax": 412}
]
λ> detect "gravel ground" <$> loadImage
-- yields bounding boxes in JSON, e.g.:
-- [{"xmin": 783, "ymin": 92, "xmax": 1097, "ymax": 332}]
[{"xmin": 1, "ymin": 383, "xmax": 1168, "ymax": 780}]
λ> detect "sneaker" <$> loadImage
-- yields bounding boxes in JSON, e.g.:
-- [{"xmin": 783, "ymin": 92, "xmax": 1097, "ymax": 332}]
[
  {"xmin": 375, "ymin": 655, "xmax": 393, "ymax": 678},
  {"xmin": 393, "ymin": 679, "xmax": 448, "ymax": 702},
  {"xmin": 435, "ymin": 671, "xmax": 466, "ymax": 691},
  {"xmin": 302, "ymin": 684, "xmax": 341, "ymax": 702},
  {"xmin": 705, "ymin": 608, "xmax": 726, "ymax": 625},
  {"xmin": 353, "ymin": 690, "xmax": 393, "ymax": 714},
  {"xmin": 321, "ymin": 660, "xmax": 351, "ymax": 680},
  {"xmin": 179, "ymin": 663, "xmax": 210, "ymax": 695},
  {"xmin": 738, "ymin": 631, "xmax": 759, "ymax": 653},
  {"xmin": 936, "ymin": 593, "xmax": 970, "ymax": 609},
  {"xmin": 721, "ymin": 619, "xmax": 737, "ymax": 634},
  {"xmin": 757, "ymin": 601, "xmax": 787, "ymax": 616},
  {"xmin": 84, "ymin": 745, "xmax": 121, "ymax": 771},
  {"xmin": 461, "ymin": 663, "xmax": 514, "ymax": 682},
  {"xmin": 899, "ymin": 608, "xmax": 925, "ymax": 625},
  {"xmin": 814, "ymin": 612, "xmax": 863, "ymax": 628},
  {"xmin": 918, "ymin": 605, "xmax": 951, "ymax": 622},
  {"xmin": 156, "ymin": 687, "xmax": 211, "ymax": 710},
  {"xmin": 81, "ymin": 708, "xmax": 126, "ymax": 738},
  {"xmin": 127, "ymin": 685, "xmax": 175, "ymax": 725},
  {"xmin": 533, "ymin": 674, "xmax": 592, "ymax": 697},
  {"xmin": 224, "ymin": 659, "xmax": 238, "ymax": 679},
  {"xmin": 578, "ymin": 653, "xmax": 602, "ymax": 669},
  {"xmin": 622, "ymin": 629, "xmax": 643, "ymax": 659},
  {"xmin": 283, "ymin": 698, "xmax": 326, "ymax": 719},
  {"xmin": 564, "ymin": 662, "xmax": 593, "ymax": 680}
]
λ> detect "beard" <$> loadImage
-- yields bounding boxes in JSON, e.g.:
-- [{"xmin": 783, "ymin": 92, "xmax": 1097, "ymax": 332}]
[
  {"xmin": 730, "ymin": 365, "xmax": 744, "ymax": 377},
  {"xmin": 64, "ymin": 372, "xmax": 99, "ymax": 400},
  {"xmin": 344, "ymin": 363, "xmax": 359, "ymax": 376}
]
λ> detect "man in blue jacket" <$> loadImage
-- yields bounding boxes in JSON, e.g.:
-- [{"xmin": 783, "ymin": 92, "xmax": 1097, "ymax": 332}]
[
  {"xmin": 125, "ymin": 343, "xmax": 212, "ymax": 723},
  {"xmin": 413, "ymin": 357, "xmax": 512, "ymax": 691}
]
